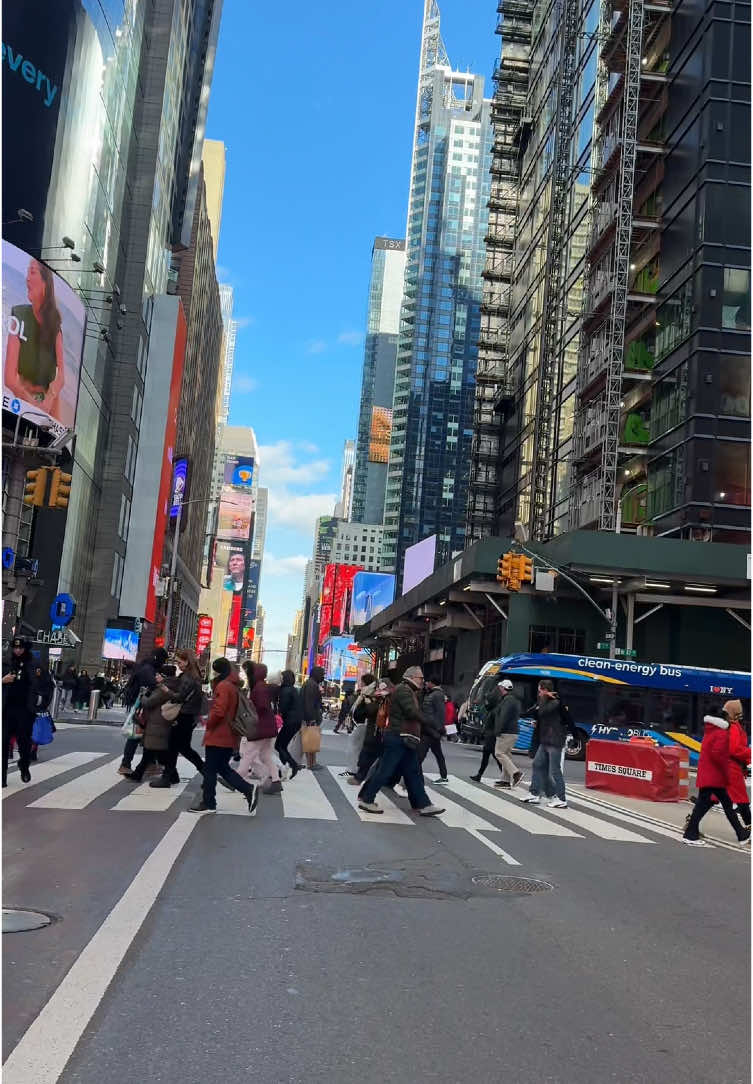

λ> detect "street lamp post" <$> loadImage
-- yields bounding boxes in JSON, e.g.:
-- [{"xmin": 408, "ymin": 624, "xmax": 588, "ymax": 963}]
[{"xmin": 163, "ymin": 495, "xmax": 218, "ymax": 652}]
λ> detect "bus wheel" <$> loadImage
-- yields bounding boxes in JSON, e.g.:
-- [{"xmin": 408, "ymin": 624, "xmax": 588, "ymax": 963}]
[{"xmin": 565, "ymin": 730, "xmax": 587, "ymax": 761}]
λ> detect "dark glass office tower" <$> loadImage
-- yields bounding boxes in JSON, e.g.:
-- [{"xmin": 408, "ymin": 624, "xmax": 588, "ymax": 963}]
[{"xmin": 381, "ymin": 1, "xmax": 492, "ymax": 582}]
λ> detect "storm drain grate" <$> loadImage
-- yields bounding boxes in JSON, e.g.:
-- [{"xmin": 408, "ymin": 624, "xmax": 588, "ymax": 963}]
[{"xmin": 471, "ymin": 876, "xmax": 553, "ymax": 894}]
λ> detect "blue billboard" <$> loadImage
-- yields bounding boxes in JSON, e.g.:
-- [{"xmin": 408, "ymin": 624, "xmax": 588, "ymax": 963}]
[{"xmin": 350, "ymin": 571, "xmax": 395, "ymax": 627}]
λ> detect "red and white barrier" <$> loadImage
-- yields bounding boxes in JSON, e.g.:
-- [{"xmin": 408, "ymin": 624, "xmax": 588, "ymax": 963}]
[{"xmin": 585, "ymin": 738, "xmax": 685, "ymax": 802}]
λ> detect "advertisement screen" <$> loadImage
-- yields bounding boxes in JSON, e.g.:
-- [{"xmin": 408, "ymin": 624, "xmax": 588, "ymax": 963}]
[
  {"xmin": 319, "ymin": 563, "xmax": 363, "ymax": 644},
  {"xmin": 223, "ymin": 455, "xmax": 254, "ymax": 488},
  {"xmin": 196, "ymin": 614, "xmax": 213, "ymax": 654},
  {"xmin": 2, "ymin": 241, "xmax": 85, "ymax": 434},
  {"xmin": 103, "ymin": 625, "xmax": 138, "ymax": 661},
  {"xmin": 169, "ymin": 457, "xmax": 188, "ymax": 518},
  {"xmin": 217, "ymin": 484, "xmax": 254, "ymax": 541},
  {"xmin": 350, "ymin": 571, "xmax": 396, "ymax": 627},
  {"xmin": 243, "ymin": 558, "xmax": 261, "ymax": 624},
  {"xmin": 368, "ymin": 406, "xmax": 392, "ymax": 464},
  {"xmin": 211, "ymin": 540, "xmax": 248, "ymax": 595},
  {"xmin": 403, "ymin": 534, "xmax": 437, "ymax": 594},
  {"xmin": 323, "ymin": 635, "xmax": 372, "ymax": 682}
]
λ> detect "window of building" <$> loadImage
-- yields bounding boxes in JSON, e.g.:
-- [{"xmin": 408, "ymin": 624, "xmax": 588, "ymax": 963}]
[
  {"xmin": 715, "ymin": 441, "xmax": 751, "ymax": 505},
  {"xmin": 722, "ymin": 268, "xmax": 751, "ymax": 330},
  {"xmin": 528, "ymin": 625, "xmax": 586, "ymax": 654},
  {"xmin": 111, "ymin": 551, "xmax": 124, "ymax": 598},
  {"xmin": 719, "ymin": 354, "xmax": 751, "ymax": 417},
  {"xmin": 655, "ymin": 278, "xmax": 693, "ymax": 361}
]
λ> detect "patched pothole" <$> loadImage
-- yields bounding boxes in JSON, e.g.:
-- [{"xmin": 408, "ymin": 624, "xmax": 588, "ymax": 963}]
[
  {"xmin": 295, "ymin": 864, "xmax": 556, "ymax": 900},
  {"xmin": 3, "ymin": 909, "xmax": 54, "ymax": 933}
]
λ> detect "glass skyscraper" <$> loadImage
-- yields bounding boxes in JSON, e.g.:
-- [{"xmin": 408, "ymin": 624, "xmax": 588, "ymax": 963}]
[
  {"xmin": 351, "ymin": 238, "xmax": 406, "ymax": 527},
  {"xmin": 381, "ymin": 0, "xmax": 492, "ymax": 581}
]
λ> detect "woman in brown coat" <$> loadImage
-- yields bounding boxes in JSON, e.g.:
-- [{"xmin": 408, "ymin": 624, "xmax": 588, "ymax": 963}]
[{"xmin": 125, "ymin": 676, "xmax": 174, "ymax": 781}]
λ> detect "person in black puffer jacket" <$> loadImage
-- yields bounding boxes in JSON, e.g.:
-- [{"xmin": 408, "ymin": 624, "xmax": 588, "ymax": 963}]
[
  {"xmin": 521, "ymin": 680, "xmax": 577, "ymax": 808},
  {"xmin": 148, "ymin": 648, "xmax": 206, "ymax": 788},
  {"xmin": 277, "ymin": 670, "xmax": 303, "ymax": 777},
  {"xmin": 2, "ymin": 637, "xmax": 39, "ymax": 785},
  {"xmin": 347, "ymin": 675, "xmax": 382, "ymax": 784},
  {"xmin": 418, "ymin": 678, "xmax": 449, "ymax": 783}
]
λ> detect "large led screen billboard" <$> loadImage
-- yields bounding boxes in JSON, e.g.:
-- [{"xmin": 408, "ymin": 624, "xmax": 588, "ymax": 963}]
[
  {"xmin": 350, "ymin": 571, "xmax": 395, "ymax": 627},
  {"xmin": 318, "ymin": 563, "xmax": 363, "ymax": 644},
  {"xmin": 2, "ymin": 240, "xmax": 85, "ymax": 434},
  {"xmin": 402, "ymin": 534, "xmax": 437, "ymax": 594},
  {"xmin": 217, "ymin": 484, "xmax": 254, "ymax": 541},
  {"xmin": 368, "ymin": 406, "xmax": 392, "ymax": 464}
]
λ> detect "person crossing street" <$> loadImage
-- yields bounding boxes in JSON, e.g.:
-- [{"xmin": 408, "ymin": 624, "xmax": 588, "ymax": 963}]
[
  {"xmin": 521, "ymin": 680, "xmax": 576, "ymax": 808},
  {"xmin": 683, "ymin": 704, "xmax": 750, "ymax": 847},
  {"xmin": 418, "ymin": 677, "xmax": 449, "ymax": 784},
  {"xmin": 491, "ymin": 679, "xmax": 523, "ymax": 789}
]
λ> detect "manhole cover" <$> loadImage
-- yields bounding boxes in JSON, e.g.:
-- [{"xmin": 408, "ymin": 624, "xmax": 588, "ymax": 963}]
[
  {"xmin": 471, "ymin": 876, "xmax": 553, "ymax": 894},
  {"xmin": 3, "ymin": 909, "xmax": 53, "ymax": 933}
]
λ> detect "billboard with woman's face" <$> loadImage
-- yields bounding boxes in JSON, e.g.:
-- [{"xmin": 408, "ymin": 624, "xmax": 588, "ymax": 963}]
[{"xmin": 2, "ymin": 241, "xmax": 85, "ymax": 434}]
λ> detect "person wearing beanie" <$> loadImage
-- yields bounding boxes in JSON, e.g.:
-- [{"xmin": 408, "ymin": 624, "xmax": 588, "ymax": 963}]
[
  {"xmin": 301, "ymin": 665, "xmax": 325, "ymax": 770},
  {"xmin": 357, "ymin": 665, "xmax": 444, "ymax": 817},
  {"xmin": 724, "ymin": 700, "xmax": 751, "ymax": 829},
  {"xmin": 683, "ymin": 704, "xmax": 750, "ymax": 846}
]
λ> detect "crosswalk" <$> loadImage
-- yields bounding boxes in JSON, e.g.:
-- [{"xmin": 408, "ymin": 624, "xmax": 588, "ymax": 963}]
[{"xmin": 1, "ymin": 748, "xmax": 707, "ymax": 852}]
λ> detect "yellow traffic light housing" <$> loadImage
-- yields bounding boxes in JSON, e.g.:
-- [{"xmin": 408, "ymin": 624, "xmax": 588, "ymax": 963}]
[
  {"xmin": 48, "ymin": 468, "xmax": 73, "ymax": 509},
  {"xmin": 497, "ymin": 552, "xmax": 514, "ymax": 584},
  {"xmin": 518, "ymin": 555, "xmax": 534, "ymax": 584},
  {"xmin": 507, "ymin": 555, "xmax": 522, "ymax": 592},
  {"xmin": 23, "ymin": 468, "xmax": 48, "ymax": 507}
]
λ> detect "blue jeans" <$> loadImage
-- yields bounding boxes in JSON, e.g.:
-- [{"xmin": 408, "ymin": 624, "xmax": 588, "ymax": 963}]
[
  {"xmin": 531, "ymin": 744, "xmax": 566, "ymax": 801},
  {"xmin": 359, "ymin": 731, "xmax": 431, "ymax": 810}
]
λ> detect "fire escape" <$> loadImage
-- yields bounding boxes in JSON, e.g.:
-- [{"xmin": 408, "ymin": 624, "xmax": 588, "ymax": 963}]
[
  {"xmin": 467, "ymin": 0, "xmax": 532, "ymax": 544},
  {"xmin": 570, "ymin": 0, "xmax": 672, "ymax": 532}
]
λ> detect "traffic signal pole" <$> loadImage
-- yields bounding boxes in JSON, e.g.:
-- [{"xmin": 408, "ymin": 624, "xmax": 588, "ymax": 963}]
[{"xmin": 163, "ymin": 495, "xmax": 218, "ymax": 652}]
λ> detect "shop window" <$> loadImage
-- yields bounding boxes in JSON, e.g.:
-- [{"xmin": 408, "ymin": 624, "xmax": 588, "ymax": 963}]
[
  {"xmin": 719, "ymin": 354, "xmax": 751, "ymax": 417},
  {"xmin": 714, "ymin": 441, "xmax": 751, "ymax": 506},
  {"xmin": 722, "ymin": 268, "xmax": 751, "ymax": 330}
]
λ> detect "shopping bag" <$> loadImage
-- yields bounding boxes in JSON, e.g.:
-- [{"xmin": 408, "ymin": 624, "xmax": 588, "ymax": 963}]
[
  {"xmin": 288, "ymin": 729, "xmax": 303, "ymax": 764},
  {"xmin": 121, "ymin": 695, "xmax": 143, "ymax": 738},
  {"xmin": 300, "ymin": 724, "xmax": 321, "ymax": 754},
  {"xmin": 32, "ymin": 712, "xmax": 54, "ymax": 746},
  {"xmin": 444, "ymin": 723, "xmax": 458, "ymax": 737}
]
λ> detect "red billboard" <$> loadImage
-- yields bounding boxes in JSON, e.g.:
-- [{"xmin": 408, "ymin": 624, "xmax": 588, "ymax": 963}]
[
  {"xmin": 146, "ymin": 301, "xmax": 187, "ymax": 622},
  {"xmin": 196, "ymin": 614, "xmax": 213, "ymax": 654},
  {"xmin": 318, "ymin": 563, "xmax": 363, "ymax": 646}
]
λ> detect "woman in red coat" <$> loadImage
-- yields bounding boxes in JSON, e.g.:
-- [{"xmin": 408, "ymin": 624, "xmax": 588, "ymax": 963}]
[
  {"xmin": 724, "ymin": 699, "xmax": 751, "ymax": 827},
  {"xmin": 683, "ymin": 705, "xmax": 750, "ymax": 846}
]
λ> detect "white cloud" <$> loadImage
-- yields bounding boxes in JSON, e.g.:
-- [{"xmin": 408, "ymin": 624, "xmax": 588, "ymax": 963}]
[
  {"xmin": 306, "ymin": 339, "xmax": 328, "ymax": 355},
  {"xmin": 267, "ymin": 490, "xmax": 337, "ymax": 533},
  {"xmin": 258, "ymin": 441, "xmax": 330, "ymax": 487},
  {"xmin": 337, "ymin": 329, "xmax": 364, "ymax": 346},
  {"xmin": 235, "ymin": 315, "xmax": 256, "ymax": 329},
  {"xmin": 233, "ymin": 375, "xmax": 258, "ymax": 394},
  {"xmin": 263, "ymin": 553, "xmax": 309, "ymax": 577}
]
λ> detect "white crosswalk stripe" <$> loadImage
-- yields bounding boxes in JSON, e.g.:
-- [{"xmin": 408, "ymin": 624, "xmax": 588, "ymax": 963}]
[
  {"xmin": 2, "ymin": 752, "xmax": 104, "ymax": 800},
  {"xmin": 112, "ymin": 771, "xmax": 199, "ymax": 812},
  {"xmin": 28, "ymin": 757, "xmax": 124, "ymax": 810},
  {"xmin": 446, "ymin": 776, "xmax": 582, "ymax": 837},
  {"xmin": 327, "ymin": 766, "xmax": 415, "ymax": 824},
  {"xmin": 282, "ymin": 768, "xmax": 337, "ymax": 820},
  {"xmin": 423, "ymin": 785, "xmax": 520, "ymax": 865}
]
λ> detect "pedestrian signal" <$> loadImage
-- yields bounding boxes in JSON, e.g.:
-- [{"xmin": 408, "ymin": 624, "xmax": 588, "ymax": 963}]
[
  {"xmin": 48, "ymin": 468, "xmax": 73, "ymax": 509},
  {"xmin": 23, "ymin": 468, "xmax": 48, "ymax": 507}
]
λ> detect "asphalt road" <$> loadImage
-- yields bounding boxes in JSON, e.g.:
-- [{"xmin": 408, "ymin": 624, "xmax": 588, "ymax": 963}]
[{"xmin": 3, "ymin": 724, "xmax": 749, "ymax": 1084}]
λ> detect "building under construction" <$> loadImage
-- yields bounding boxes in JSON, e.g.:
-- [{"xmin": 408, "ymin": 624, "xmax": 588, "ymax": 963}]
[{"xmin": 469, "ymin": 0, "xmax": 750, "ymax": 546}]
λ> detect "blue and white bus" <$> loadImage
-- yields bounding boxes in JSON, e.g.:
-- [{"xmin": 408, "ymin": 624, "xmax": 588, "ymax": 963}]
[{"xmin": 462, "ymin": 653, "xmax": 751, "ymax": 764}]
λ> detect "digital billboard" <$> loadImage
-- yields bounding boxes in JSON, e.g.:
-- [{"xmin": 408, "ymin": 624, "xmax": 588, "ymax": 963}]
[
  {"xmin": 223, "ymin": 456, "xmax": 254, "ymax": 488},
  {"xmin": 196, "ymin": 614, "xmax": 213, "ymax": 654},
  {"xmin": 350, "ymin": 571, "xmax": 395, "ymax": 627},
  {"xmin": 368, "ymin": 406, "xmax": 392, "ymax": 464},
  {"xmin": 323, "ymin": 636, "xmax": 373, "ymax": 682},
  {"xmin": 217, "ymin": 484, "xmax": 254, "ymax": 541},
  {"xmin": 169, "ymin": 457, "xmax": 188, "ymax": 518},
  {"xmin": 318, "ymin": 563, "xmax": 363, "ymax": 644},
  {"xmin": 211, "ymin": 540, "xmax": 248, "ymax": 595},
  {"xmin": 403, "ymin": 534, "xmax": 437, "ymax": 594},
  {"xmin": 243, "ymin": 558, "xmax": 261, "ymax": 624},
  {"xmin": 102, "ymin": 625, "xmax": 138, "ymax": 662},
  {"xmin": 2, "ymin": 240, "xmax": 85, "ymax": 435}
]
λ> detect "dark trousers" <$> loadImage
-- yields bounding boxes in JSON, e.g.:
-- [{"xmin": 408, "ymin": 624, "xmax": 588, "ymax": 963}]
[
  {"xmin": 738, "ymin": 802, "xmax": 751, "ymax": 826},
  {"xmin": 162, "ymin": 715, "xmax": 204, "ymax": 781},
  {"xmin": 359, "ymin": 731, "xmax": 430, "ymax": 810},
  {"xmin": 477, "ymin": 733, "xmax": 505, "ymax": 777},
  {"xmin": 130, "ymin": 748, "xmax": 168, "ymax": 780},
  {"xmin": 354, "ymin": 741, "xmax": 381, "ymax": 783},
  {"xmin": 3, "ymin": 706, "xmax": 33, "ymax": 785},
  {"xmin": 419, "ymin": 736, "xmax": 447, "ymax": 779},
  {"xmin": 121, "ymin": 736, "xmax": 140, "ymax": 768},
  {"xmin": 203, "ymin": 745, "xmax": 256, "ymax": 809},
  {"xmin": 684, "ymin": 786, "xmax": 748, "ymax": 841},
  {"xmin": 275, "ymin": 722, "xmax": 300, "ymax": 769}
]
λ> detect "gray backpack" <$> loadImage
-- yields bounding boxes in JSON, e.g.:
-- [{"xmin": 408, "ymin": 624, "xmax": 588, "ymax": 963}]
[{"xmin": 230, "ymin": 688, "xmax": 259, "ymax": 740}]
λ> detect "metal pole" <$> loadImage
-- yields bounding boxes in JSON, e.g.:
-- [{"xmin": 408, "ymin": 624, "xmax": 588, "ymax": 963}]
[
  {"xmin": 609, "ymin": 583, "xmax": 618, "ymax": 659},
  {"xmin": 626, "ymin": 592, "xmax": 635, "ymax": 651},
  {"xmin": 87, "ymin": 688, "xmax": 101, "ymax": 721},
  {"xmin": 164, "ymin": 500, "xmax": 182, "ymax": 652}
]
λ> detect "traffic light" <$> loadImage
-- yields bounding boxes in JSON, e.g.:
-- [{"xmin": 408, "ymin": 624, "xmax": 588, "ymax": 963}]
[
  {"xmin": 507, "ymin": 555, "xmax": 522, "ymax": 592},
  {"xmin": 518, "ymin": 554, "xmax": 534, "ymax": 584},
  {"xmin": 48, "ymin": 468, "xmax": 73, "ymax": 509},
  {"xmin": 497, "ymin": 552, "xmax": 514, "ymax": 584},
  {"xmin": 23, "ymin": 468, "xmax": 48, "ymax": 507}
]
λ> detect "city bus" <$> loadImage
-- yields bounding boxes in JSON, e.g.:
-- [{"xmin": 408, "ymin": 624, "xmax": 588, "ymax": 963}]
[{"xmin": 462, "ymin": 652, "xmax": 751, "ymax": 764}]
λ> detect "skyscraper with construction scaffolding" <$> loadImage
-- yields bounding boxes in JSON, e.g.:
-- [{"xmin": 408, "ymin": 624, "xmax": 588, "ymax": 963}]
[
  {"xmin": 469, "ymin": 0, "xmax": 750, "ymax": 546},
  {"xmin": 380, "ymin": 0, "xmax": 493, "ymax": 583}
]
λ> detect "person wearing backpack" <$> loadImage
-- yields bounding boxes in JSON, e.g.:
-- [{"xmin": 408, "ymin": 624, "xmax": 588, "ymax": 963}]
[
  {"xmin": 237, "ymin": 662, "xmax": 281, "ymax": 793},
  {"xmin": 189, "ymin": 658, "xmax": 259, "ymax": 814}
]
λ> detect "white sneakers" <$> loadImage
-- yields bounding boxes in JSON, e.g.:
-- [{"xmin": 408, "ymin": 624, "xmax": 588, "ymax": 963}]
[
  {"xmin": 521, "ymin": 794, "xmax": 540, "ymax": 804},
  {"xmin": 520, "ymin": 794, "xmax": 567, "ymax": 808},
  {"xmin": 548, "ymin": 798, "xmax": 568, "ymax": 809}
]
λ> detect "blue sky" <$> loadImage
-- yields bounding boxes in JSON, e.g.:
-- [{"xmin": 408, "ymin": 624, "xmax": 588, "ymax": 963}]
[{"xmin": 206, "ymin": 1, "xmax": 497, "ymax": 663}]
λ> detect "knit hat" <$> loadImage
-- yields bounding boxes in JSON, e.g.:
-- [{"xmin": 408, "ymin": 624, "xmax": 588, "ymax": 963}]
[{"xmin": 723, "ymin": 699, "xmax": 744, "ymax": 721}]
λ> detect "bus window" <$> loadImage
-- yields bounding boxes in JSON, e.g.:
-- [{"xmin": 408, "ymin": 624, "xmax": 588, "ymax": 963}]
[
  {"xmin": 602, "ymin": 688, "xmax": 647, "ymax": 726},
  {"xmin": 647, "ymin": 691, "xmax": 692, "ymax": 734},
  {"xmin": 470, "ymin": 676, "xmax": 498, "ymax": 708},
  {"xmin": 557, "ymin": 681, "xmax": 600, "ymax": 727}
]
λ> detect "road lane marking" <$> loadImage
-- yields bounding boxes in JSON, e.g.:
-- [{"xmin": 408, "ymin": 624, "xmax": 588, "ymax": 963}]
[
  {"xmin": 450, "ymin": 777, "xmax": 582, "ymax": 837},
  {"xmin": 28, "ymin": 757, "xmax": 124, "ymax": 809},
  {"xmin": 423, "ymin": 785, "xmax": 520, "ymax": 865},
  {"xmin": 112, "ymin": 770, "xmax": 199, "ymax": 812},
  {"xmin": 327, "ymin": 766, "xmax": 415, "ymax": 824},
  {"xmin": 534, "ymin": 801, "xmax": 656, "ymax": 843},
  {"xmin": 564, "ymin": 792, "xmax": 683, "ymax": 840},
  {"xmin": 2, "ymin": 812, "xmax": 198, "ymax": 1084},
  {"xmin": 281, "ymin": 769, "xmax": 337, "ymax": 820},
  {"xmin": 2, "ymin": 752, "xmax": 104, "ymax": 800}
]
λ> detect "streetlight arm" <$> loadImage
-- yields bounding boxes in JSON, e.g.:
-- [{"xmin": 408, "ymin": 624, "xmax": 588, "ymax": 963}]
[{"xmin": 512, "ymin": 541, "xmax": 612, "ymax": 626}]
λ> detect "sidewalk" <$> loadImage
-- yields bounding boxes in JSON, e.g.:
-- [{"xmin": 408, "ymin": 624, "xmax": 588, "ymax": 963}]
[
  {"xmin": 55, "ymin": 707, "xmax": 127, "ymax": 727},
  {"xmin": 569, "ymin": 782, "xmax": 749, "ymax": 847}
]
